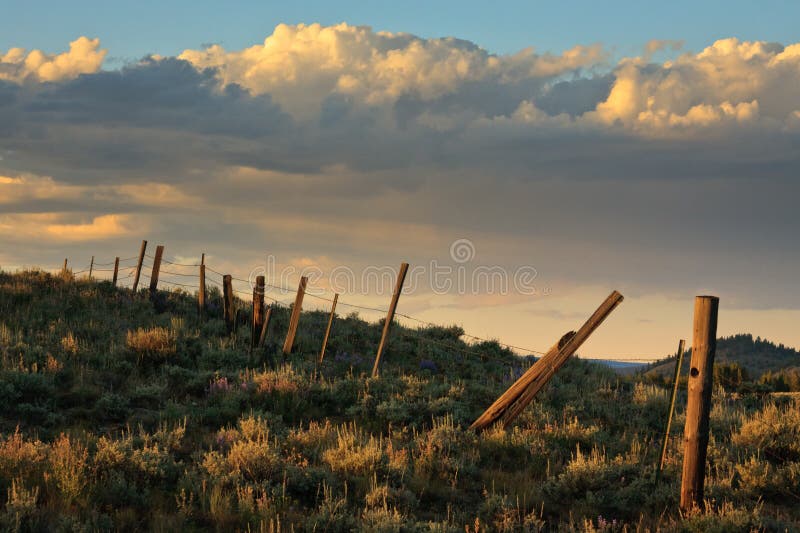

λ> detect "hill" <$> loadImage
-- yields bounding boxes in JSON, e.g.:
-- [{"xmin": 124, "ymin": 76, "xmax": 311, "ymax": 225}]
[
  {"xmin": 645, "ymin": 334, "xmax": 800, "ymax": 380},
  {"xmin": 1, "ymin": 269, "xmax": 799, "ymax": 531}
]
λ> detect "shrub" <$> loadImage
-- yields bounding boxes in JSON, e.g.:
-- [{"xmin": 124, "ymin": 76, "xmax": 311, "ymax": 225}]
[
  {"xmin": 0, "ymin": 430, "xmax": 47, "ymax": 488},
  {"xmin": 322, "ymin": 424, "xmax": 385, "ymax": 477},
  {"xmin": 48, "ymin": 433, "xmax": 88, "ymax": 506},
  {"xmin": 3, "ymin": 478, "xmax": 40, "ymax": 531},
  {"xmin": 732, "ymin": 401, "xmax": 800, "ymax": 462},
  {"xmin": 94, "ymin": 393, "xmax": 131, "ymax": 422},
  {"xmin": 126, "ymin": 327, "xmax": 176, "ymax": 363}
]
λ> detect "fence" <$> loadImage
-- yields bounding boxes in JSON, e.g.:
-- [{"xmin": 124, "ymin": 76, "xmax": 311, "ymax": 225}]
[{"xmin": 48, "ymin": 239, "xmax": 723, "ymax": 513}]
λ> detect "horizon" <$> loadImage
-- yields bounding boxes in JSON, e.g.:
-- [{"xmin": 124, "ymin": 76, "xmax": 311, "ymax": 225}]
[{"xmin": 3, "ymin": 5, "xmax": 800, "ymax": 360}]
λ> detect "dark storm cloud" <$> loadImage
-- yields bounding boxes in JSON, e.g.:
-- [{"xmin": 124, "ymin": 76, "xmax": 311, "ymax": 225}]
[{"xmin": 2, "ymin": 29, "xmax": 800, "ymax": 317}]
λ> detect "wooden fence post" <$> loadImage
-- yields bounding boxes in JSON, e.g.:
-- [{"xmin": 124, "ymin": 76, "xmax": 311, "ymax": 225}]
[
  {"xmin": 132, "ymin": 240, "xmax": 147, "ymax": 292},
  {"xmin": 680, "ymin": 296, "xmax": 719, "ymax": 512},
  {"xmin": 319, "ymin": 293, "xmax": 339, "ymax": 363},
  {"xmin": 112, "ymin": 257, "xmax": 120, "ymax": 287},
  {"xmin": 282, "ymin": 277, "xmax": 308, "ymax": 356},
  {"xmin": 89, "ymin": 256, "xmax": 94, "ymax": 279},
  {"xmin": 658, "ymin": 339, "xmax": 686, "ymax": 478},
  {"xmin": 62, "ymin": 259, "xmax": 68, "ymax": 274},
  {"xmin": 252, "ymin": 275, "xmax": 265, "ymax": 349},
  {"xmin": 470, "ymin": 290, "xmax": 624, "ymax": 432},
  {"xmin": 223, "ymin": 275, "xmax": 234, "ymax": 333},
  {"xmin": 371, "ymin": 263, "xmax": 409, "ymax": 378},
  {"xmin": 258, "ymin": 307, "xmax": 273, "ymax": 348},
  {"xmin": 149, "ymin": 245, "xmax": 164, "ymax": 298},
  {"xmin": 198, "ymin": 253, "xmax": 206, "ymax": 317}
]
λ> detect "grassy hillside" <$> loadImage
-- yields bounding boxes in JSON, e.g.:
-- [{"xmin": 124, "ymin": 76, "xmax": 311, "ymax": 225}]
[
  {"xmin": 1, "ymin": 269, "xmax": 799, "ymax": 531},
  {"xmin": 646, "ymin": 335, "xmax": 800, "ymax": 380}
]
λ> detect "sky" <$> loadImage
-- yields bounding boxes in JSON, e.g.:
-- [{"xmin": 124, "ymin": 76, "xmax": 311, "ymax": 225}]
[{"xmin": 2, "ymin": 3, "xmax": 800, "ymax": 360}]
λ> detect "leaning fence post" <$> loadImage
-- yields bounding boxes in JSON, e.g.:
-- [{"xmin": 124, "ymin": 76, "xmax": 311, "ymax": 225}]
[
  {"xmin": 657, "ymin": 339, "xmax": 686, "ymax": 480},
  {"xmin": 282, "ymin": 276, "xmax": 308, "ymax": 356},
  {"xmin": 112, "ymin": 257, "xmax": 120, "ymax": 287},
  {"xmin": 258, "ymin": 307, "xmax": 273, "ymax": 348},
  {"xmin": 198, "ymin": 253, "xmax": 206, "ymax": 318},
  {"xmin": 132, "ymin": 240, "xmax": 147, "ymax": 292},
  {"xmin": 470, "ymin": 290, "xmax": 624, "ymax": 432},
  {"xmin": 319, "ymin": 293, "xmax": 339, "ymax": 363},
  {"xmin": 252, "ymin": 276, "xmax": 265, "ymax": 349},
  {"xmin": 149, "ymin": 245, "xmax": 164, "ymax": 299},
  {"xmin": 223, "ymin": 275, "xmax": 234, "ymax": 333},
  {"xmin": 89, "ymin": 256, "xmax": 94, "ymax": 279},
  {"xmin": 371, "ymin": 263, "xmax": 409, "ymax": 378},
  {"xmin": 680, "ymin": 296, "xmax": 719, "ymax": 512}
]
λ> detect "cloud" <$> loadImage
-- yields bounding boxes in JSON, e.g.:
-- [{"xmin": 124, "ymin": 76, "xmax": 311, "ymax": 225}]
[
  {"xmin": 589, "ymin": 38, "xmax": 800, "ymax": 134},
  {"xmin": 0, "ymin": 213, "xmax": 135, "ymax": 242},
  {"xmin": 0, "ymin": 173, "xmax": 85, "ymax": 203},
  {"xmin": 45, "ymin": 214, "xmax": 133, "ymax": 240},
  {"xmin": 1, "ymin": 25, "xmax": 800, "ymax": 333},
  {"xmin": 0, "ymin": 37, "xmax": 106, "ymax": 83},
  {"xmin": 178, "ymin": 23, "xmax": 606, "ymax": 119}
]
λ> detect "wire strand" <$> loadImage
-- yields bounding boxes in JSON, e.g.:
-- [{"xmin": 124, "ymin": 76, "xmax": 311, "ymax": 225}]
[{"xmin": 161, "ymin": 257, "xmax": 202, "ymax": 267}]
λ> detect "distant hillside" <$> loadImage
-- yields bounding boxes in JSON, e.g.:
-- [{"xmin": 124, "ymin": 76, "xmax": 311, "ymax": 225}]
[
  {"xmin": 585, "ymin": 359, "xmax": 648, "ymax": 375},
  {"xmin": 645, "ymin": 334, "xmax": 800, "ymax": 379}
]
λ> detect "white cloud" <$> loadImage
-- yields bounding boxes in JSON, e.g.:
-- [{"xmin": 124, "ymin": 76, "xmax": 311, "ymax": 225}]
[
  {"xmin": 178, "ymin": 23, "xmax": 605, "ymax": 118},
  {"xmin": 588, "ymin": 38, "xmax": 800, "ymax": 134},
  {"xmin": 0, "ymin": 37, "xmax": 106, "ymax": 83}
]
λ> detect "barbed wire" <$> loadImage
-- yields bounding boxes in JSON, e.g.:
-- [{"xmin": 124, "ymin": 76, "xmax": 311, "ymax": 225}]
[
  {"xmin": 395, "ymin": 312, "xmax": 547, "ymax": 356},
  {"xmin": 158, "ymin": 278, "xmax": 200, "ymax": 289},
  {"xmin": 161, "ymin": 257, "xmax": 202, "ymax": 267},
  {"xmin": 160, "ymin": 269, "xmax": 200, "ymax": 278},
  {"xmin": 398, "ymin": 328, "xmax": 531, "ymax": 368},
  {"xmin": 56, "ymin": 253, "xmax": 667, "ymax": 364}
]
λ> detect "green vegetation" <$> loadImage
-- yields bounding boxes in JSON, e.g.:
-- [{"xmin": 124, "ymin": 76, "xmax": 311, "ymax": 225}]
[
  {"xmin": 646, "ymin": 334, "xmax": 800, "ymax": 389},
  {"xmin": 1, "ymin": 269, "xmax": 799, "ymax": 531}
]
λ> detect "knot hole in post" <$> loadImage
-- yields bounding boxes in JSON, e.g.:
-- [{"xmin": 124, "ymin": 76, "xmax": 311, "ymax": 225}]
[{"xmin": 690, "ymin": 367, "xmax": 700, "ymax": 377}]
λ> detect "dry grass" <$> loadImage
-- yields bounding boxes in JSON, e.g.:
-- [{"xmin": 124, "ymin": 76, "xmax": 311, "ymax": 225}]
[{"xmin": 125, "ymin": 326, "xmax": 176, "ymax": 361}]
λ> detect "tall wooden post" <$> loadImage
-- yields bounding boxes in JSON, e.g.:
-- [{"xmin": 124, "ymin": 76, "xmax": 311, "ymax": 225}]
[
  {"xmin": 62, "ymin": 259, "xmax": 68, "ymax": 274},
  {"xmin": 222, "ymin": 275, "xmax": 234, "ymax": 333},
  {"xmin": 319, "ymin": 293, "xmax": 339, "ymax": 363},
  {"xmin": 658, "ymin": 339, "xmax": 686, "ymax": 478},
  {"xmin": 252, "ymin": 275, "xmax": 265, "ymax": 349},
  {"xmin": 89, "ymin": 256, "xmax": 94, "ymax": 279},
  {"xmin": 258, "ymin": 307, "xmax": 273, "ymax": 348},
  {"xmin": 282, "ymin": 276, "xmax": 308, "ymax": 356},
  {"xmin": 198, "ymin": 253, "xmax": 206, "ymax": 317},
  {"xmin": 132, "ymin": 240, "xmax": 147, "ymax": 292},
  {"xmin": 680, "ymin": 296, "xmax": 719, "ymax": 512},
  {"xmin": 149, "ymin": 245, "xmax": 164, "ymax": 298},
  {"xmin": 112, "ymin": 257, "xmax": 120, "ymax": 287},
  {"xmin": 371, "ymin": 263, "xmax": 409, "ymax": 378}
]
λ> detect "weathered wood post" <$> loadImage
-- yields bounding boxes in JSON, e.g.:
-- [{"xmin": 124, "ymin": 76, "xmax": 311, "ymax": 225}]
[
  {"xmin": 319, "ymin": 293, "xmax": 339, "ymax": 363},
  {"xmin": 658, "ymin": 339, "xmax": 686, "ymax": 478},
  {"xmin": 252, "ymin": 275, "xmax": 265, "ymax": 349},
  {"xmin": 198, "ymin": 254, "xmax": 206, "ymax": 318},
  {"xmin": 371, "ymin": 263, "xmax": 409, "ymax": 378},
  {"xmin": 258, "ymin": 307, "xmax": 273, "ymax": 348},
  {"xmin": 89, "ymin": 256, "xmax": 94, "ymax": 279},
  {"xmin": 132, "ymin": 240, "xmax": 147, "ymax": 292},
  {"xmin": 62, "ymin": 258, "xmax": 68, "ymax": 274},
  {"xmin": 149, "ymin": 245, "xmax": 164, "ymax": 299},
  {"xmin": 112, "ymin": 257, "xmax": 120, "ymax": 287},
  {"xmin": 223, "ymin": 275, "xmax": 234, "ymax": 333},
  {"xmin": 470, "ymin": 290, "xmax": 624, "ymax": 432},
  {"xmin": 282, "ymin": 277, "xmax": 308, "ymax": 356},
  {"xmin": 680, "ymin": 296, "xmax": 719, "ymax": 513}
]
